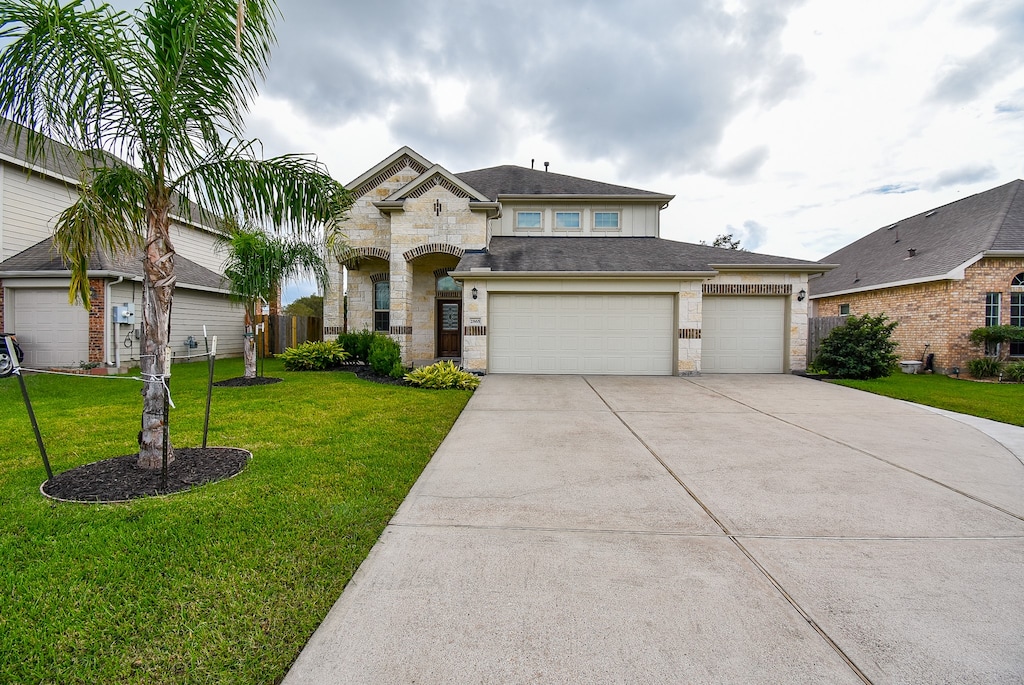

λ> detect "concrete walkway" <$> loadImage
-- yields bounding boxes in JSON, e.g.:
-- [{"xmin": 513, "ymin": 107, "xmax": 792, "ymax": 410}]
[{"xmin": 284, "ymin": 375, "xmax": 1024, "ymax": 684}]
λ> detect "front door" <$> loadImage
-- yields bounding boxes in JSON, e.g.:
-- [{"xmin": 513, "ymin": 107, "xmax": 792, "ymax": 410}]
[{"xmin": 437, "ymin": 300, "xmax": 462, "ymax": 357}]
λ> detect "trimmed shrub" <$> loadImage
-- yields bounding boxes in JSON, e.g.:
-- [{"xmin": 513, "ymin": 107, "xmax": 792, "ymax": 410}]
[
  {"xmin": 336, "ymin": 328, "xmax": 376, "ymax": 363},
  {"xmin": 368, "ymin": 335, "xmax": 404, "ymax": 378},
  {"xmin": 277, "ymin": 340, "xmax": 350, "ymax": 371},
  {"xmin": 405, "ymin": 361, "xmax": 481, "ymax": 390},
  {"xmin": 813, "ymin": 314, "xmax": 900, "ymax": 380},
  {"xmin": 967, "ymin": 357, "xmax": 1003, "ymax": 379},
  {"xmin": 1003, "ymin": 360, "xmax": 1024, "ymax": 382}
]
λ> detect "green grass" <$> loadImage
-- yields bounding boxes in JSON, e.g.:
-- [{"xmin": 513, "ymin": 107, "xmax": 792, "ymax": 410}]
[
  {"xmin": 0, "ymin": 358, "xmax": 471, "ymax": 684},
  {"xmin": 833, "ymin": 373, "xmax": 1024, "ymax": 426}
]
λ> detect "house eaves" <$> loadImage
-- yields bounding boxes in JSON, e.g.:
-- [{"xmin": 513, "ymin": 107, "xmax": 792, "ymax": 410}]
[
  {"xmin": 808, "ymin": 252, "xmax": 986, "ymax": 299},
  {"xmin": 346, "ymin": 146, "xmax": 433, "ymax": 196},
  {"xmin": 710, "ymin": 263, "xmax": 838, "ymax": 273},
  {"xmin": 383, "ymin": 164, "xmax": 491, "ymax": 203},
  {"xmin": 496, "ymin": 193, "xmax": 674, "ymax": 204},
  {"xmin": 449, "ymin": 269, "xmax": 719, "ymax": 280}
]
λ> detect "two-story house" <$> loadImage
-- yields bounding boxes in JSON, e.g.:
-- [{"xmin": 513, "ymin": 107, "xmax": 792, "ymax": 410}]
[
  {"xmin": 328, "ymin": 148, "xmax": 833, "ymax": 375},
  {"xmin": 0, "ymin": 124, "xmax": 244, "ymax": 369}
]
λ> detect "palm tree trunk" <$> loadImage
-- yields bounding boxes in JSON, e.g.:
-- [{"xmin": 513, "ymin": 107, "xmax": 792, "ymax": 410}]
[
  {"xmin": 243, "ymin": 307, "xmax": 257, "ymax": 378},
  {"xmin": 138, "ymin": 195, "xmax": 176, "ymax": 470}
]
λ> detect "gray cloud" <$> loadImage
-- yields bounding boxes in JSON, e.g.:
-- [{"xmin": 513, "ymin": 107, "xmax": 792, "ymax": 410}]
[
  {"xmin": 863, "ymin": 183, "xmax": 919, "ymax": 195},
  {"xmin": 263, "ymin": 0, "xmax": 808, "ymax": 175},
  {"xmin": 924, "ymin": 164, "xmax": 998, "ymax": 190},
  {"xmin": 930, "ymin": 1, "xmax": 1024, "ymax": 103},
  {"xmin": 713, "ymin": 145, "xmax": 770, "ymax": 180},
  {"xmin": 726, "ymin": 219, "xmax": 768, "ymax": 250}
]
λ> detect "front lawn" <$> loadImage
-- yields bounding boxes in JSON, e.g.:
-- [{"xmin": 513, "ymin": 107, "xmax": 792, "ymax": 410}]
[
  {"xmin": 832, "ymin": 373, "xmax": 1024, "ymax": 426},
  {"xmin": 0, "ymin": 358, "xmax": 471, "ymax": 684}
]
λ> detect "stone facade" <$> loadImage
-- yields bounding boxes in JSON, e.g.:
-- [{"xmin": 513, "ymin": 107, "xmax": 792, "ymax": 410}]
[
  {"xmin": 331, "ymin": 157, "xmax": 489, "ymax": 362},
  {"xmin": 813, "ymin": 257, "xmax": 1024, "ymax": 371}
]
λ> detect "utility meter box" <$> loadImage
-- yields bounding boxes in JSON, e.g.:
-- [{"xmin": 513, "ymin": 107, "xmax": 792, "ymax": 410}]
[{"xmin": 112, "ymin": 303, "xmax": 136, "ymax": 324}]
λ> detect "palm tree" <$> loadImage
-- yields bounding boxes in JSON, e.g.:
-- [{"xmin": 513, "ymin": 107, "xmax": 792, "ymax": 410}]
[
  {"xmin": 0, "ymin": 0, "xmax": 349, "ymax": 469},
  {"xmin": 220, "ymin": 223, "xmax": 330, "ymax": 378}
]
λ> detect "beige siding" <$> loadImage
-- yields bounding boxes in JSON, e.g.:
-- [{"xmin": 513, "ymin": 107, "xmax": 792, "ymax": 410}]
[
  {"xmin": 492, "ymin": 201, "xmax": 660, "ymax": 237},
  {"xmin": 109, "ymin": 280, "xmax": 244, "ymax": 363},
  {"xmin": 170, "ymin": 220, "xmax": 226, "ymax": 273},
  {"xmin": 1, "ymin": 164, "xmax": 78, "ymax": 260}
]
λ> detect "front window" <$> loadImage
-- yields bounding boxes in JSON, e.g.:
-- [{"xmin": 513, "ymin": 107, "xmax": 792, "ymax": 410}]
[
  {"xmin": 436, "ymin": 274, "xmax": 462, "ymax": 296},
  {"xmin": 593, "ymin": 211, "xmax": 620, "ymax": 230},
  {"xmin": 515, "ymin": 211, "xmax": 542, "ymax": 230},
  {"xmin": 554, "ymin": 211, "xmax": 580, "ymax": 229},
  {"xmin": 1011, "ymin": 273, "xmax": 1024, "ymax": 357},
  {"xmin": 374, "ymin": 281, "xmax": 390, "ymax": 332},
  {"xmin": 986, "ymin": 292, "xmax": 1003, "ymax": 356},
  {"xmin": 839, "ymin": 303, "xmax": 850, "ymax": 316}
]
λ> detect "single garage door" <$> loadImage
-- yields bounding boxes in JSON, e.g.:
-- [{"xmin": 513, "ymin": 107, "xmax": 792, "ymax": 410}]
[
  {"xmin": 701, "ymin": 296, "xmax": 785, "ymax": 373},
  {"xmin": 11, "ymin": 288, "xmax": 90, "ymax": 368},
  {"xmin": 489, "ymin": 293, "xmax": 674, "ymax": 375}
]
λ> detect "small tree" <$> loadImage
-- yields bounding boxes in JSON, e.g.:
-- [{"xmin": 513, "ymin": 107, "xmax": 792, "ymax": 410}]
[
  {"xmin": 813, "ymin": 314, "xmax": 900, "ymax": 379},
  {"xmin": 283, "ymin": 294, "xmax": 323, "ymax": 317},
  {"xmin": 220, "ymin": 224, "xmax": 330, "ymax": 378},
  {"xmin": 700, "ymin": 233, "xmax": 742, "ymax": 250},
  {"xmin": 968, "ymin": 325, "xmax": 1024, "ymax": 361}
]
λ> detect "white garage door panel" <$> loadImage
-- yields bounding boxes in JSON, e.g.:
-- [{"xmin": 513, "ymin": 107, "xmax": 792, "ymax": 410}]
[
  {"xmin": 490, "ymin": 294, "xmax": 674, "ymax": 375},
  {"xmin": 12, "ymin": 288, "xmax": 90, "ymax": 367},
  {"xmin": 702, "ymin": 296, "xmax": 785, "ymax": 373}
]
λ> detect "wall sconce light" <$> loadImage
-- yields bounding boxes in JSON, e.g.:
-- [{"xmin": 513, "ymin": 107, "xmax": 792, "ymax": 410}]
[
  {"xmin": 797, "ymin": 289, "xmax": 806, "ymax": 302},
  {"xmin": 471, "ymin": 287, "xmax": 478, "ymax": 300}
]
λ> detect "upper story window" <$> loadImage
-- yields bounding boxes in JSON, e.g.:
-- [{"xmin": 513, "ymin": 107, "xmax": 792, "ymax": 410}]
[
  {"xmin": 554, "ymin": 211, "xmax": 581, "ymax": 230},
  {"xmin": 515, "ymin": 211, "xmax": 542, "ymax": 231},
  {"xmin": 593, "ymin": 211, "xmax": 620, "ymax": 230},
  {"xmin": 374, "ymin": 280, "xmax": 390, "ymax": 332}
]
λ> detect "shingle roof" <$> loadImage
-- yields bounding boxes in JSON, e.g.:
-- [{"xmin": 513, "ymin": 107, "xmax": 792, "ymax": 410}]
[
  {"xmin": 0, "ymin": 237, "xmax": 227, "ymax": 291},
  {"xmin": 454, "ymin": 165, "xmax": 672, "ymax": 201},
  {"xmin": 453, "ymin": 236, "xmax": 825, "ymax": 274},
  {"xmin": 810, "ymin": 179, "xmax": 1024, "ymax": 297}
]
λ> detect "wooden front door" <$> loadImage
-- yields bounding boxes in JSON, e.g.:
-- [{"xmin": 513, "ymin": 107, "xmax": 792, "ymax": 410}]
[{"xmin": 437, "ymin": 300, "xmax": 462, "ymax": 357}]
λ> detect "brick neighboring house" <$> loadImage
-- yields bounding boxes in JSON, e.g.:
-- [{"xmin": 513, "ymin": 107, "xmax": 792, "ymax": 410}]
[{"xmin": 809, "ymin": 179, "xmax": 1024, "ymax": 372}]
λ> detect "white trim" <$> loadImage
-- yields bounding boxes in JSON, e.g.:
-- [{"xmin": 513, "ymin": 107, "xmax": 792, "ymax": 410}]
[
  {"xmin": 513, "ymin": 209, "xmax": 544, "ymax": 232},
  {"xmin": 712, "ymin": 263, "xmax": 837, "ymax": 273}
]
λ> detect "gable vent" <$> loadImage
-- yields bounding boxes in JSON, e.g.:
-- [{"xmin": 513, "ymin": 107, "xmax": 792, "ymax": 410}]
[
  {"xmin": 406, "ymin": 174, "xmax": 472, "ymax": 200},
  {"xmin": 351, "ymin": 157, "xmax": 428, "ymax": 198}
]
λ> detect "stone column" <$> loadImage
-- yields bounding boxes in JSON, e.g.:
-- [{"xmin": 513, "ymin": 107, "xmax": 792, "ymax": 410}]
[{"xmin": 389, "ymin": 257, "xmax": 413, "ymax": 359}]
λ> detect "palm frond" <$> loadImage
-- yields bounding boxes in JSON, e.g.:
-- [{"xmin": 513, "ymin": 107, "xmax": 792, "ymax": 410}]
[
  {"xmin": 175, "ymin": 139, "xmax": 351, "ymax": 239},
  {"xmin": 52, "ymin": 164, "xmax": 147, "ymax": 306}
]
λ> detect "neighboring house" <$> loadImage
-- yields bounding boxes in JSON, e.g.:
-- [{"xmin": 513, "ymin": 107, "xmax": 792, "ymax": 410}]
[
  {"xmin": 809, "ymin": 179, "xmax": 1024, "ymax": 372},
  {"xmin": 0, "ymin": 124, "xmax": 244, "ymax": 368},
  {"xmin": 328, "ymin": 147, "xmax": 832, "ymax": 375}
]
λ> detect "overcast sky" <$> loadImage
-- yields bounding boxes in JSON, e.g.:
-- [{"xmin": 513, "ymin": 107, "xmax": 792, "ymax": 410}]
[{"xmin": 131, "ymin": 0, "xmax": 1024, "ymax": 298}]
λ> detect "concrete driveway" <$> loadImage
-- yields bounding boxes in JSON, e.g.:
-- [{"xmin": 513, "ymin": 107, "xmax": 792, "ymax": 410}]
[{"xmin": 284, "ymin": 374, "xmax": 1024, "ymax": 684}]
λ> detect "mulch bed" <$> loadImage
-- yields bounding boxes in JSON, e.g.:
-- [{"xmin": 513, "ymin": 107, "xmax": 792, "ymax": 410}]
[
  {"xmin": 341, "ymin": 362, "xmax": 411, "ymax": 386},
  {"xmin": 212, "ymin": 376, "xmax": 282, "ymax": 387},
  {"xmin": 41, "ymin": 447, "xmax": 251, "ymax": 503}
]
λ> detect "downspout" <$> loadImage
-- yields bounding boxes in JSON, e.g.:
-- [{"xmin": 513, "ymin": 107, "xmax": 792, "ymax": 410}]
[{"xmin": 106, "ymin": 276, "xmax": 123, "ymax": 367}]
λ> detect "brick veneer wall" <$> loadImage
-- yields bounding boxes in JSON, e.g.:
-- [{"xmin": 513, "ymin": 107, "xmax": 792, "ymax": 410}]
[
  {"xmin": 814, "ymin": 257, "xmax": 1024, "ymax": 371},
  {"xmin": 88, "ymin": 278, "xmax": 105, "ymax": 363}
]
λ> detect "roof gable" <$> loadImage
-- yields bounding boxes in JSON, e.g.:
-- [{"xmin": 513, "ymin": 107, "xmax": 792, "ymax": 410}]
[
  {"xmin": 811, "ymin": 179, "xmax": 1024, "ymax": 297},
  {"xmin": 382, "ymin": 164, "xmax": 491, "ymax": 203},
  {"xmin": 347, "ymin": 147, "xmax": 432, "ymax": 199},
  {"xmin": 454, "ymin": 165, "xmax": 673, "ymax": 202}
]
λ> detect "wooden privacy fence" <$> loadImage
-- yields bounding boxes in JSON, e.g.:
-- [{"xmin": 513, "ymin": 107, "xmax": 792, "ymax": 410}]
[
  {"xmin": 254, "ymin": 315, "xmax": 323, "ymax": 356},
  {"xmin": 807, "ymin": 316, "xmax": 846, "ymax": 365}
]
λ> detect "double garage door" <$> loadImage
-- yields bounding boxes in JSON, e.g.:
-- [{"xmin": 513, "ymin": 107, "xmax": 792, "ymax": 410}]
[
  {"xmin": 489, "ymin": 294, "xmax": 674, "ymax": 375},
  {"xmin": 488, "ymin": 293, "xmax": 786, "ymax": 375}
]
